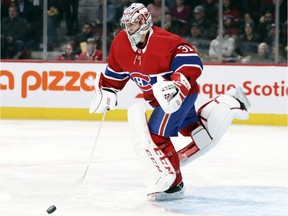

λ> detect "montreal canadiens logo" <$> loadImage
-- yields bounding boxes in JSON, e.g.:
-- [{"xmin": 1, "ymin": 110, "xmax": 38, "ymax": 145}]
[{"xmin": 130, "ymin": 72, "xmax": 152, "ymax": 91}]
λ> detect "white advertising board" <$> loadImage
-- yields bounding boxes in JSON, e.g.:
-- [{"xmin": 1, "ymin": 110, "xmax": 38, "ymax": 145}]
[{"xmin": 0, "ymin": 62, "xmax": 287, "ymax": 114}]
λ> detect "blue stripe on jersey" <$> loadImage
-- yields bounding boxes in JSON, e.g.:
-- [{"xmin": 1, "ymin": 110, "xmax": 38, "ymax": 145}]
[
  {"xmin": 170, "ymin": 54, "xmax": 203, "ymax": 72},
  {"xmin": 104, "ymin": 67, "xmax": 130, "ymax": 81}
]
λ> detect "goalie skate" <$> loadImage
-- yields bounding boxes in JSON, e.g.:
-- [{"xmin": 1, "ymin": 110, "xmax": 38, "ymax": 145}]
[
  {"xmin": 148, "ymin": 182, "xmax": 185, "ymax": 201},
  {"xmin": 227, "ymin": 86, "xmax": 251, "ymax": 110}
]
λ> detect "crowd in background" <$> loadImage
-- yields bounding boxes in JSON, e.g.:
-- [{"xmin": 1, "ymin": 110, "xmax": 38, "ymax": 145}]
[{"xmin": 1, "ymin": 0, "xmax": 287, "ymax": 63}]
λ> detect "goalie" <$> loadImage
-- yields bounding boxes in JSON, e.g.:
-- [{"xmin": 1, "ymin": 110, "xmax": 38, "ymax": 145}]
[{"xmin": 90, "ymin": 3, "xmax": 250, "ymax": 201}]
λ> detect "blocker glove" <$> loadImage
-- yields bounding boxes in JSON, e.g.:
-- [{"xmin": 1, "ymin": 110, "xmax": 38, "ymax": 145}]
[{"xmin": 152, "ymin": 73, "xmax": 191, "ymax": 114}]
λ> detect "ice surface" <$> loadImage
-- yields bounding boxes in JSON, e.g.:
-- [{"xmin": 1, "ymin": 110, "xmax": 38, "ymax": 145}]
[{"xmin": 0, "ymin": 120, "xmax": 287, "ymax": 216}]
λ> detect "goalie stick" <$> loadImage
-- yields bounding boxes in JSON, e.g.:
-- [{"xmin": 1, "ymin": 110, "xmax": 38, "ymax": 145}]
[{"xmin": 80, "ymin": 110, "xmax": 107, "ymax": 182}]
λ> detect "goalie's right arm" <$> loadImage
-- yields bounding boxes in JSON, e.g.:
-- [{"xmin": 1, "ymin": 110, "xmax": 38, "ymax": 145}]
[
  {"xmin": 89, "ymin": 71, "xmax": 119, "ymax": 114},
  {"xmin": 89, "ymin": 59, "xmax": 131, "ymax": 114}
]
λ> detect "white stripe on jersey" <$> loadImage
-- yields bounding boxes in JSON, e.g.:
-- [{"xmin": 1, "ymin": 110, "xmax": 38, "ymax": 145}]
[
  {"xmin": 148, "ymin": 71, "xmax": 174, "ymax": 77},
  {"xmin": 175, "ymin": 64, "xmax": 203, "ymax": 73},
  {"xmin": 107, "ymin": 66, "xmax": 130, "ymax": 75},
  {"xmin": 175, "ymin": 53, "xmax": 199, "ymax": 58},
  {"xmin": 104, "ymin": 66, "xmax": 130, "ymax": 81}
]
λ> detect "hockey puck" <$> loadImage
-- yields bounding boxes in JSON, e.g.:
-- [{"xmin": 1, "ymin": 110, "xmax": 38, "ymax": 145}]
[{"xmin": 46, "ymin": 205, "xmax": 56, "ymax": 214}]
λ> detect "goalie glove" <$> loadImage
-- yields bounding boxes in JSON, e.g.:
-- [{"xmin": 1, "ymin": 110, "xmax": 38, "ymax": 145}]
[
  {"xmin": 89, "ymin": 87, "xmax": 117, "ymax": 114},
  {"xmin": 152, "ymin": 73, "xmax": 191, "ymax": 114}
]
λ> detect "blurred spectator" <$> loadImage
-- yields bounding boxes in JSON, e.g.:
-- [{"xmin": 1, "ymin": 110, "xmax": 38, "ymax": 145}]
[
  {"xmin": 245, "ymin": 42, "xmax": 273, "ymax": 63},
  {"xmin": 190, "ymin": 5, "xmax": 216, "ymax": 40},
  {"xmin": 77, "ymin": 38, "xmax": 103, "ymax": 61},
  {"xmin": 184, "ymin": 23, "xmax": 210, "ymax": 55},
  {"xmin": 184, "ymin": 23, "xmax": 202, "ymax": 46},
  {"xmin": 202, "ymin": 0, "xmax": 218, "ymax": 21},
  {"xmin": 95, "ymin": 0, "xmax": 116, "ymax": 31},
  {"xmin": 166, "ymin": 0, "xmax": 176, "ymax": 11},
  {"xmin": 164, "ymin": 13, "xmax": 180, "ymax": 35},
  {"xmin": 223, "ymin": 0, "xmax": 240, "ymax": 25},
  {"xmin": 235, "ymin": 23, "xmax": 262, "ymax": 57},
  {"xmin": 165, "ymin": 10, "xmax": 188, "ymax": 37},
  {"xmin": 147, "ymin": 0, "xmax": 169, "ymax": 26},
  {"xmin": 1, "ymin": 5, "xmax": 27, "ymax": 58},
  {"xmin": 72, "ymin": 22, "xmax": 95, "ymax": 55},
  {"xmin": 260, "ymin": 0, "xmax": 274, "ymax": 11},
  {"xmin": 257, "ymin": 10, "xmax": 274, "ymax": 39},
  {"xmin": 233, "ymin": 0, "xmax": 250, "ymax": 17},
  {"xmin": 60, "ymin": 0, "xmax": 79, "ymax": 36},
  {"xmin": 244, "ymin": 0, "xmax": 262, "ymax": 20},
  {"xmin": 17, "ymin": 0, "xmax": 40, "ymax": 50},
  {"xmin": 258, "ymin": 0, "xmax": 288, "ymax": 22},
  {"xmin": 47, "ymin": 0, "xmax": 60, "ymax": 50},
  {"xmin": 238, "ymin": 12, "xmax": 255, "ymax": 35},
  {"xmin": 115, "ymin": 0, "xmax": 131, "ymax": 25},
  {"xmin": 3, "ymin": 0, "xmax": 13, "ymax": 6},
  {"xmin": 172, "ymin": 0, "xmax": 191, "ymax": 22},
  {"xmin": 264, "ymin": 23, "xmax": 286, "ymax": 49},
  {"xmin": 186, "ymin": 0, "xmax": 204, "ymax": 12},
  {"xmin": 257, "ymin": 42, "xmax": 270, "ymax": 58},
  {"xmin": 253, "ymin": 42, "xmax": 271, "ymax": 63},
  {"xmin": 237, "ymin": 22, "xmax": 262, "ymax": 56},
  {"xmin": 223, "ymin": 15, "xmax": 238, "ymax": 37},
  {"xmin": 209, "ymin": 27, "xmax": 236, "ymax": 61},
  {"xmin": 264, "ymin": 23, "xmax": 276, "ymax": 47},
  {"xmin": 17, "ymin": 0, "xmax": 36, "ymax": 23},
  {"xmin": 57, "ymin": 42, "xmax": 78, "ymax": 60}
]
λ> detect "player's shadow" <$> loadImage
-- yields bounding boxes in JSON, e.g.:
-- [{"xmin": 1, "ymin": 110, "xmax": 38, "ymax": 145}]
[{"xmin": 151, "ymin": 186, "xmax": 287, "ymax": 216}]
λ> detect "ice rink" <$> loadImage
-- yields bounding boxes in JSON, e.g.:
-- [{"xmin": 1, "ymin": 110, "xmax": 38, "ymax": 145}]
[{"xmin": 0, "ymin": 119, "xmax": 287, "ymax": 216}]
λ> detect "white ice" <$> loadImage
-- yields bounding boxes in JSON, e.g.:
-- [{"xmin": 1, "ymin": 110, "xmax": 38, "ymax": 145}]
[{"xmin": 0, "ymin": 119, "xmax": 287, "ymax": 216}]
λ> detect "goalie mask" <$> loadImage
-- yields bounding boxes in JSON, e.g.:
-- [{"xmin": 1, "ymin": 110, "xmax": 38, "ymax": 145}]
[{"xmin": 120, "ymin": 3, "xmax": 153, "ymax": 46}]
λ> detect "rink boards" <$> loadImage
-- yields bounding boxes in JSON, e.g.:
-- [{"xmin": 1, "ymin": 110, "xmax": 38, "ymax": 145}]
[{"xmin": 0, "ymin": 61, "xmax": 287, "ymax": 125}]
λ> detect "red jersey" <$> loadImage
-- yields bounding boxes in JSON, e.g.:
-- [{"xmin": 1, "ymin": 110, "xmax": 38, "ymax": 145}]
[
  {"xmin": 101, "ymin": 26, "xmax": 203, "ymax": 106},
  {"xmin": 78, "ymin": 50, "xmax": 103, "ymax": 61}
]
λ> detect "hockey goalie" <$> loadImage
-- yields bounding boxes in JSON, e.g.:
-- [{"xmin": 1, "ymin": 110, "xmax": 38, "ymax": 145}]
[{"xmin": 89, "ymin": 3, "xmax": 251, "ymax": 201}]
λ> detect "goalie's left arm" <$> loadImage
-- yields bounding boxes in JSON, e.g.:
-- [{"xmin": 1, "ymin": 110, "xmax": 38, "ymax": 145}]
[
  {"xmin": 152, "ymin": 73, "xmax": 191, "ymax": 114},
  {"xmin": 152, "ymin": 43, "xmax": 203, "ymax": 114}
]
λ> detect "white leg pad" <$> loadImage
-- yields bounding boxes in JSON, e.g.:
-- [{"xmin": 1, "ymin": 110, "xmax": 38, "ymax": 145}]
[
  {"xmin": 192, "ymin": 126, "xmax": 212, "ymax": 150},
  {"xmin": 128, "ymin": 102, "xmax": 176, "ymax": 193},
  {"xmin": 180, "ymin": 103, "xmax": 235, "ymax": 166},
  {"xmin": 180, "ymin": 91, "xmax": 250, "ymax": 167}
]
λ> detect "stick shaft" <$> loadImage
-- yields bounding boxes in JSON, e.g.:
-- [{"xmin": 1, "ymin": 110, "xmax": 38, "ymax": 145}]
[{"xmin": 80, "ymin": 111, "xmax": 106, "ymax": 182}]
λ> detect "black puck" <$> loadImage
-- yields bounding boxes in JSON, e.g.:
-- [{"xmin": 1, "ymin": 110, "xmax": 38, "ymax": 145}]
[{"xmin": 47, "ymin": 205, "xmax": 57, "ymax": 214}]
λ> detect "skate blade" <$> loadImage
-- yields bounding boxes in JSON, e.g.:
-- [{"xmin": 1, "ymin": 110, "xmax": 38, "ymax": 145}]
[{"xmin": 148, "ymin": 188, "xmax": 185, "ymax": 201}]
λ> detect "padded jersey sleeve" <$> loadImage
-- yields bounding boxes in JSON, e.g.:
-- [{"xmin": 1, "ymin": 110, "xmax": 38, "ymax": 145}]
[
  {"xmin": 100, "ymin": 33, "xmax": 130, "ymax": 91},
  {"xmin": 170, "ymin": 39, "xmax": 203, "ymax": 87}
]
